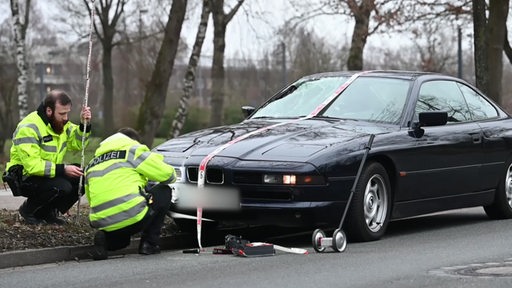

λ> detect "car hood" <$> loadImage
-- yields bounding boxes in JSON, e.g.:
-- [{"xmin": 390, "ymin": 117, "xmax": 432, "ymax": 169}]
[{"xmin": 155, "ymin": 118, "xmax": 392, "ymax": 163}]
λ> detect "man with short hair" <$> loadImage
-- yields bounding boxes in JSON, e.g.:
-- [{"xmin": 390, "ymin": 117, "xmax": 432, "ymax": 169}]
[
  {"xmin": 4, "ymin": 89, "xmax": 92, "ymax": 225},
  {"xmin": 85, "ymin": 127, "xmax": 176, "ymax": 260}
]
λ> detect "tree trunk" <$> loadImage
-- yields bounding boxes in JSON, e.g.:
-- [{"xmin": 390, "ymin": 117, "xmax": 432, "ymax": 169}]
[
  {"xmin": 209, "ymin": 1, "xmax": 226, "ymax": 127},
  {"xmin": 84, "ymin": 0, "xmax": 127, "ymax": 137},
  {"xmin": 473, "ymin": 0, "xmax": 489, "ymax": 95},
  {"xmin": 138, "ymin": 0, "xmax": 187, "ymax": 147},
  {"xmin": 170, "ymin": 0, "xmax": 211, "ymax": 138},
  {"xmin": 486, "ymin": 0, "xmax": 509, "ymax": 105},
  {"xmin": 10, "ymin": 0, "xmax": 31, "ymax": 120},
  {"xmin": 209, "ymin": 0, "xmax": 245, "ymax": 127},
  {"xmin": 102, "ymin": 44, "xmax": 115, "ymax": 135},
  {"xmin": 94, "ymin": 0, "xmax": 125, "ymax": 136},
  {"xmin": 346, "ymin": 0, "xmax": 373, "ymax": 71}
]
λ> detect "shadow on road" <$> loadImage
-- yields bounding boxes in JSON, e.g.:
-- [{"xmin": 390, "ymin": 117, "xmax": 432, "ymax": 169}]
[
  {"xmin": 385, "ymin": 208, "xmax": 490, "ymax": 238},
  {"xmin": 178, "ymin": 208, "xmax": 493, "ymax": 250}
]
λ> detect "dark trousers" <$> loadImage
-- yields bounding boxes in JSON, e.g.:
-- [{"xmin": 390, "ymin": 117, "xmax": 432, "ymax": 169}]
[
  {"xmin": 103, "ymin": 184, "xmax": 172, "ymax": 251},
  {"xmin": 21, "ymin": 175, "xmax": 81, "ymax": 218}
]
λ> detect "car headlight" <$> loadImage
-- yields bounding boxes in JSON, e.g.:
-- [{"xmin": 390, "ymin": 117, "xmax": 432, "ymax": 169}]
[
  {"xmin": 263, "ymin": 174, "xmax": 325, "ymax": 185},
  {"xmin": 173, "ymin": 166, "xmax": 184, "ymax": 182}
]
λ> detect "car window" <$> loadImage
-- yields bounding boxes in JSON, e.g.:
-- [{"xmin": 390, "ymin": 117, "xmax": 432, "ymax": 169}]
[
  {"xmin": 415, "ymin": 80, "xmax": 471, "ymax": 123},
  {"xmin": 457, "ymin": 83, "xmax": 499, "ymax": 120},
  {"xmin": 322, "ymin": 77, "xmax": 410, "ymax": 124},
  {"xmin": 250, "ymin": 76, "xmax": 349, "ymax": 118}
]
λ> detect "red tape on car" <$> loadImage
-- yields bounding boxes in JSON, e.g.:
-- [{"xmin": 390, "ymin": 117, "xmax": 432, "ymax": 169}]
[{"xmin": 195, "ymin": 71, "xmax": 366, "ymax": 249}]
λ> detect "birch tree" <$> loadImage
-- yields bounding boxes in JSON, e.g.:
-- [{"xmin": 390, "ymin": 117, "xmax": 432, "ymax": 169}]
[
  {"xmin": 137, "ymin": 0, "xmax": 188, "ymax": 147},
  {"xmin": 10, "ymin": 0, "xmax": 31, "ymax": 120},
  {"xmin": 170, "ymin": 0, "xmax": 211, "ymax": 138}
]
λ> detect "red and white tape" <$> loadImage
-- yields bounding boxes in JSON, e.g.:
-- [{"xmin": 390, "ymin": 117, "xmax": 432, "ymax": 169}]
[{"xmin": 195, "ymin": 72, "xmax": 366, "ymax": 249}]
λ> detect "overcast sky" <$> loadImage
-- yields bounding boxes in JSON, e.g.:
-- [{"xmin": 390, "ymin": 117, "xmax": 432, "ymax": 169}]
[
  {"xmin": 0, "ymin": 0, "xmax": 480, "ymax": 63},
  {"xmin": 0, "ymin": 0, "xmax": 354, "ymax": 60}
]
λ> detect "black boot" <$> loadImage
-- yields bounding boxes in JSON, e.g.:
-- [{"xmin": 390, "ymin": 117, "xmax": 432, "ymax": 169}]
[
  {"xmin": 43, "ymin": 209, "xmax": 67, "ymax": 225},
  {"xmin": 91, "ymin": 230, "xmax": 108, "ymax": 260},
  {"xmin": 19, "ymin": 200, "xmax": 44, "ymax": 225},
  {"xmin": 138, "ymin": 240, "xmax": 161, "ymax": 255}
]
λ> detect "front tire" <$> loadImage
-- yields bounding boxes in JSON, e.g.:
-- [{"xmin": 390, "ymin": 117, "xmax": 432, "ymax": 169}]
[
  {"xmin": 345, "ymin": 162, "xmax": 391, "ymax": 242},
  {"xmin": 484, "ymin": 161, "xmax": 512, "ymax": 219}
]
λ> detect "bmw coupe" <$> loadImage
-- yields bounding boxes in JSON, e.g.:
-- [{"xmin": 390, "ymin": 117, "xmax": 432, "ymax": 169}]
[{"xmin": 154, "ymin": 70, "xmax": 512, "ymax": 242}]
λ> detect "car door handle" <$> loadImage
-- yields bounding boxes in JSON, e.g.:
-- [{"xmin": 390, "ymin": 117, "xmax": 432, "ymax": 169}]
[{"xmin": 471, "ymin": 133, "xmax": 482, "ymax": 144}]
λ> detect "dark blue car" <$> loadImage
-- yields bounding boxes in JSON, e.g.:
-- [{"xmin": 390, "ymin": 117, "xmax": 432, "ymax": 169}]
[{"xmin": 154, "ymin": 70, "xmax": 512, "ymax": 242}]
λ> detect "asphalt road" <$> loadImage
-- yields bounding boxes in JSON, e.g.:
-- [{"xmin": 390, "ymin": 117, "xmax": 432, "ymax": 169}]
[{"xmin": 1, "ymin": 207, "xmax": 512, "ymax": 288}]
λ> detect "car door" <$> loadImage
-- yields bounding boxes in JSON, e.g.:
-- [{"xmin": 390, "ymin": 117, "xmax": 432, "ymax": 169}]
[
  {"xmin": 396, "ymin": 79, "xmax": 483, "ymax": 202},
  {"xmin": 457, "ymin": 82, "xmax": 509, "ymax": 191}
]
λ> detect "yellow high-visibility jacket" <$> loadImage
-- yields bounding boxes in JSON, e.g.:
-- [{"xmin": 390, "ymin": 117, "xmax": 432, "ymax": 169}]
[
  {"xmin": 6, "ymin": 105, "xmax": 91, "ymax": 177},
  {"xmin": 85, "ymin": 132, "xmax": 176, "ymax": 231}
]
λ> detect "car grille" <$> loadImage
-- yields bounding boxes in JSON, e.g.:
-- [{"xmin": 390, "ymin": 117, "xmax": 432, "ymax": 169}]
[{"xmin": 186, "ymin": 167, "xmax": 224, "ymax": 184}]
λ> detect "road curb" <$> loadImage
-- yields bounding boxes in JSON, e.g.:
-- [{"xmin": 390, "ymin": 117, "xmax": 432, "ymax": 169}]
[{"xmin": 0, "ymin": 234, "xmax": 202, "ymax": 269}]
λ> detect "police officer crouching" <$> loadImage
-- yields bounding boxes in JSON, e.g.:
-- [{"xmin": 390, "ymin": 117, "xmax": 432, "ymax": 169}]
[
  {"xmin": 4, "ymin": 90, "xmax": 92, "ymax": 225},
  {"xmin": 84, "ymin": 127, "xmax": 176, "ymax": 260}
]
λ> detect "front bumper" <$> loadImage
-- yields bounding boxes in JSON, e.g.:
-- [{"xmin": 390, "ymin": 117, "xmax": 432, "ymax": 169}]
[{"xmin": 170, "ymin": 200, "xmax": 346, "ymax": 228}]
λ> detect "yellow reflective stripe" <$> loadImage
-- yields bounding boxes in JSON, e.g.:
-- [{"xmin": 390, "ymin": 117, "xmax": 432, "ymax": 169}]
[
  {"xmin": 59, "ymin": 142, "xmax": 67, "ymax": 153},
  {"xmin": 13, "ymin": 137, "xmax": 39, "ymax": 145},
  {"xmin": 127, "ymin": 145, "xmax": 140, "ymax": 162},
  {"xmin": 85, "ymin": 162, "xmax": 134, "ymax": 179},
  {"xmin": 13, "ymin": 123, "xmax": 42, "ymax": 146},
  {"xmin": 90, "ymin": 193, "xmax": 140, "ymax": 214},
  {"xmin": 74, "ymin": 131, "xmax": 84, "ymax": 142},
  {"xmin": 125, "ymin": 145, "xmax": 149, "ymax": 167},
  {"xmin": 15, "ymin": 123, "xmax": 41, "ymax": 140},
  {"xmin": 44, "ymin": 161, "xmax": 52, "ymax": 177},
  {"xmin": 41, "ymin": 144, "xmax": 57, "ymax": 152},
  {"xmin": 90, "ymin": 200, "xmax": 146, "ymax": 228}
]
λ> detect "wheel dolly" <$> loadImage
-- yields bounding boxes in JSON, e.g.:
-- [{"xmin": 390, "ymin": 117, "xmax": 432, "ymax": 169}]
[{"xmin": 312, "ymin": 134, "xmax": 375, "ymax": 253}]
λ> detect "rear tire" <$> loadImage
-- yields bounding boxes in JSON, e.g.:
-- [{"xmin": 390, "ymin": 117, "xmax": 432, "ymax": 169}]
[
  {"xmin": 484, "ymin": 161, "xmax": 512, "ymax": 219},
  {"xmin": 345, "ymin": 162, "xmax": 391, "ymax": 242}
]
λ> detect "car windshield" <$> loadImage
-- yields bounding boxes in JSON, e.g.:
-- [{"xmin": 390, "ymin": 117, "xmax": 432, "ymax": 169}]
[
  {"xmin": 322, "ymin": 76, "xmax": 411, "ymax": 124},
  {"xmin": 250, "ymin": 75, "xmax": 411, "ymax": 124},
  {"xmin": 250, "ymin": 76, "xmax": 350, "ymax": 119}
]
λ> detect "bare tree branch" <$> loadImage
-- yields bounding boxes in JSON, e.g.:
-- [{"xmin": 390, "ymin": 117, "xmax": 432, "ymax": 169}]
[
  {"xmin": 225, "ymin": 0, "xmax": 244, "ymax": 23},
  {"xmin": 505, "ymin": 26, "xmax": 512, "ymax": 65}
]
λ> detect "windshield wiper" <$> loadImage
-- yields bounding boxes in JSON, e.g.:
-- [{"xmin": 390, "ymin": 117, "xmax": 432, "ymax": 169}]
[
  {"xmin": 312, "ymin": 115, "xmax": 341, "ymax": 120},
  {"xmin": 250, "ymin": 116, "xmax": 277, "ymax": 119},
  {"xmin": 273, "ymin": 84, "xmax": 299, "ymax": 100}
]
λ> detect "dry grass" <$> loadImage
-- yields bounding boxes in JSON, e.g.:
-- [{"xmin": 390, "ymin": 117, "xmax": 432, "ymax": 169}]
[
  {"xmin": 0, "ymin": 207, "xmax": 95, "ymax": 252},
  {"xmin": 0, "ymin": 206, "xmax": 178, "ymax": 253}
]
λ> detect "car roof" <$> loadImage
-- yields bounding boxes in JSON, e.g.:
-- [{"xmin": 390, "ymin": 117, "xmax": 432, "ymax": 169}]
[{"xmin": 300, "ymin": 70, "xmax": 444, "ymax": 81}]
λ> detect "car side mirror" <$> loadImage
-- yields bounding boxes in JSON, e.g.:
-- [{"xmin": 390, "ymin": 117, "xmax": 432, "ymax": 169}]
[
  {"xmin": 408, "ymin": 111, "xmax": 448, "ymax": 138},
  {"xmin": 241, "ymin": 106, "xmax": 255, "ymax": 118}
]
